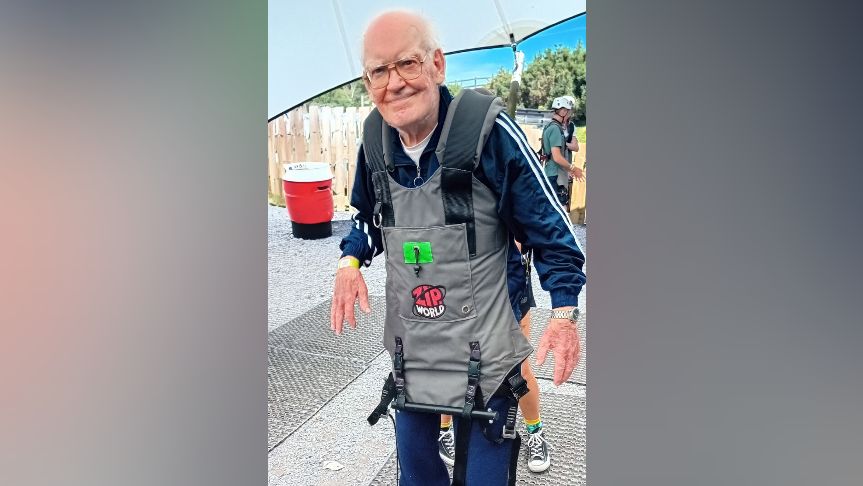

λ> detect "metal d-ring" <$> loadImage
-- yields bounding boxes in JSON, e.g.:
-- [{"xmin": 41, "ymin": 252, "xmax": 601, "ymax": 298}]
[{"xmin": 412, "ymin": 176, "xmax": 424, "ymax": 187}]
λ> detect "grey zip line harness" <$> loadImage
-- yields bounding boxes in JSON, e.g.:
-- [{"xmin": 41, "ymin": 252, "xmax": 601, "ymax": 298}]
[{"xmin": 364, "ymin": 90, "xmax": 533, "ymax": 486}]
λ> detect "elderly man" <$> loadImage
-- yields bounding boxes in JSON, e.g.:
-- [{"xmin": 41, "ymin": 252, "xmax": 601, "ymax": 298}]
[{"xmin": 330, "ymin": 10, "xmax": 585, "ymax": 486}]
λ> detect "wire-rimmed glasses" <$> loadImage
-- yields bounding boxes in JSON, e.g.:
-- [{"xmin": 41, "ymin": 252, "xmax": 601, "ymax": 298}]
[{"xmin": 364, "ymin": 54, "xmax": 429, "ymax": 89}]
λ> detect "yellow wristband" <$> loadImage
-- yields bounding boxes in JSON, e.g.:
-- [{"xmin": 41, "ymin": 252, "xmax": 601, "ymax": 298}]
[{"xmin": 338, "ymin": 257, "xmax": 360, "ymax": 269}]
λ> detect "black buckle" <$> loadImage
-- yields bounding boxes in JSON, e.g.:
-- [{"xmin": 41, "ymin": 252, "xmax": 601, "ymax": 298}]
[
  {"xmin": 461, "ymin": 342, "xmax": 481, "ymax": 418},
  {"xmin": 507, "ymin": 372, "xmax": 530, "ymax": 400},
  {"xmin": 502, "ymin": 368, "xmax": 529, "ymax": 439},
  {"xmin": 367, "ymin": 374, "xmax": 395, "ymax": 425},
  {"xmin": 501, "ymin": 402, "xmax": 519, "ymax": 439},
  {"xmin": 393, "ymin": 337, "xmax": 407, "ymax": 409}
]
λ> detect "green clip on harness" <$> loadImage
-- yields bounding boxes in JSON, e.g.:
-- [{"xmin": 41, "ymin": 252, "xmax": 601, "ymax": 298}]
[{"xmin": 403, "ymin": 241, "xmax": 432, "ymax": 277}]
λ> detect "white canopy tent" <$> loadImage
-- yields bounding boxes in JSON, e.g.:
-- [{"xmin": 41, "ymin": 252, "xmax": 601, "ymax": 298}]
[{"xmin": 268, "ymin": 0, "xmax": 586, "ymax": 120}]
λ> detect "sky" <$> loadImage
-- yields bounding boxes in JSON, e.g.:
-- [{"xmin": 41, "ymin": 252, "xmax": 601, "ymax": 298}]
[{"xmin": 444, "ymin": 14, "xmax": 586, "ymax": 85}]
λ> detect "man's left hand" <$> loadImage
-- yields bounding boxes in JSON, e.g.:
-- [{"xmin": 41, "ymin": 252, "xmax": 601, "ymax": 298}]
[{"xmin": 536, "ymin": 316, "xmax": 581, "ymax": 386}]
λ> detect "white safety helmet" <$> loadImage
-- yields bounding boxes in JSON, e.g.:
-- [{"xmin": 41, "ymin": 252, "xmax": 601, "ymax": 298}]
[{"xmin": 551, "ymin": 96, "xmax": 574, "ymax": 111}]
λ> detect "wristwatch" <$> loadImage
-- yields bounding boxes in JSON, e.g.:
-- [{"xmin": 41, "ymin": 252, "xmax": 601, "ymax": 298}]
[{"xmin": 550, "ymin": 307, "xmax": 579, "ymax": 322}]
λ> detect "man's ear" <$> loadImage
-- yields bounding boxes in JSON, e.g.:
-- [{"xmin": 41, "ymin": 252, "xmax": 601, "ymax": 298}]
[{"xmin": 431, "ymin": 48, "xmax": 446, "ymax": 85}]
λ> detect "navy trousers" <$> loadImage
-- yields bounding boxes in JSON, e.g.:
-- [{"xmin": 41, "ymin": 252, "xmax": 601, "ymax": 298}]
[{"xmin": 394, "ymin": 395, "xmax": 516, "ymax": 486}]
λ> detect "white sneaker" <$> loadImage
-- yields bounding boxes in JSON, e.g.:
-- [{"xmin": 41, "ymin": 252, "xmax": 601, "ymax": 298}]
[
  {"xmin": 526, "ymin": 428, "xmax": 552, "ymax": 473},
  {"xmin": 438, "ymin": 428, "xmax": 455, "ymax": 466}
]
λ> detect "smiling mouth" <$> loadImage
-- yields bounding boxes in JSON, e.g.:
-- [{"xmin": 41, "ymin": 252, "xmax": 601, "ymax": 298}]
[{"xmin": 388, "ymin": 90, "xmax": 416, "ymax": 103}]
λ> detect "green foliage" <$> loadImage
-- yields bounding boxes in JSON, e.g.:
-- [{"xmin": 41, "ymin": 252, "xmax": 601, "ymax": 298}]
[
  {"xmin": 310, "ymin": 80, "xmax": 369, "ymax": 107},
  {"xmin": 487, "ymin": 67, "xmax": 513, "ymax": 99},
  {"xmin": 520, "ymin": 43, "xmax": 586, "ymax": 121},
  {"xmin": 446, "ymin": 83, "xmax": 464, "ymax": 97},
  {"xmin": 575, "ymin": 125, "xmax": 586, "ymax": 144}
]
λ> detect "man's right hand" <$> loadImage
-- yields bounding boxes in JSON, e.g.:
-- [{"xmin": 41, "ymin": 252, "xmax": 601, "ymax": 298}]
[
  {"xmin": 570, "ymin": 166, "xmax": 585, "ymax": 182},
  {"xmin": 330, "ymin": 262, "xmax": 371, "ymax": 335}
]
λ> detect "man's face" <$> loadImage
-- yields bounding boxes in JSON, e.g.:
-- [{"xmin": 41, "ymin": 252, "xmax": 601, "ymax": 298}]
[
  {"xmin": 556, "ymin": 107, "xmax": 571, "ymax": 119},
  {"xmin": 362, "ymin": 20, "xmax": 446, "ymax": 134}
]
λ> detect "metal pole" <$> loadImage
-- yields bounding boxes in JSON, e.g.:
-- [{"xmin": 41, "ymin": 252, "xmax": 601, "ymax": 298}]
[
  {"xmin": 397, "ymin": 402, "xmax": 498, "ymax": 421},
  {"xmin": 507, "ymin": 38, "xmax": 524, "ymax": 119}
]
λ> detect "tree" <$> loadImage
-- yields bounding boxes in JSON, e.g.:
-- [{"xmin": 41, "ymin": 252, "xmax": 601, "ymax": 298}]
[
  {"xmin": 446, "ymin": 83, "xmax": 464, "ymax": 98},
  {"xmin": 487, "ymin": 67, "xmax": 513, "ymax": 99},
  {"xmin": 520, "ymin": 43, "xmax": 587, "ymax": 122},
  {"xmin": 309, "ymin": 80, "xmax": 368, "ymax": 107}
]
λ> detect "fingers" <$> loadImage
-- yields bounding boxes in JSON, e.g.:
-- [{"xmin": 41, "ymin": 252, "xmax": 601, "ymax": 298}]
[
  {"xmin": 330, "ymin": 298, "xmax": 344, "ymax": 335},
  {"xmin": 344, "ymin": 300, "xmax": 357, "ymax": 329},
  {"xmin": 358, "ymin": 278, "xmax": 371, "ymax": 314},
  {"xmin": 552, "ymin": 345, "xmax": 576, "ymax": 386},
  {"xmin": 535, "ymin": 331, "xmax": 551, "ymax": 367},
  {"xmin": 574, "ymin": 337, "xmax": 581, "ymax": 366},
  {"xmin": 559, "ymin": 351, "xmax": 576, "ymax": 386},
  {"xmin": 553, "ymin": 359, "xmax": 567, "ymax": 386},
  {"xmin": 332, "ymin": 269, "xmax": 363, "ymax": 335}
]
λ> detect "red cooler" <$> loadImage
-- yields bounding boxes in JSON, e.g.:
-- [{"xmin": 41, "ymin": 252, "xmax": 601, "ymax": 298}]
[{"xmin": 282, "ymin": 162, "xmax": 334, "ymax": 239}]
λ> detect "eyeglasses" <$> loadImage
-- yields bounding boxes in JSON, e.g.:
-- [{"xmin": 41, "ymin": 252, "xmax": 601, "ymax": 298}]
[{"xmin": 364, "ymin": 54, "xmax": 428, "ymax": 89}]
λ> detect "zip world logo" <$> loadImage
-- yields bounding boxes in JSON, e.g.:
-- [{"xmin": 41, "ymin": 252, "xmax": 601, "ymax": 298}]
[{"xmin": 411, "ymin": 284, "xmax": 447, "ymax": 319}]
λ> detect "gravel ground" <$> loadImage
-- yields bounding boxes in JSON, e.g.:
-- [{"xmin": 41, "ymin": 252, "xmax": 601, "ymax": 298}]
[
  {"xmin": 268, "ymin": 206, "xmax": 387, "ymax": 331},
  {"xmin": 268, "ymin": 205, "xmax": 586, "ymax": 332}
]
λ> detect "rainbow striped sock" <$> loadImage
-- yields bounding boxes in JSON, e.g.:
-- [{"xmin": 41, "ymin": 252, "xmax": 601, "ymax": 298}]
[{"xmin": 524, "ymin": 418, "xmax": 542, "ymax": 434}]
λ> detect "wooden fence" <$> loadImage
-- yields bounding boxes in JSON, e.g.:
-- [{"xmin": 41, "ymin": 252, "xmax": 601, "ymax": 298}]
[{"xmin": 268, "ymin": 106, "xmax": 586, "ymax": 222}]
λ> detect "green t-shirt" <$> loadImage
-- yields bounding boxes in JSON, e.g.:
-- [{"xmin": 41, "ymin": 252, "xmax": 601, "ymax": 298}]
[{"xmin": 542, "ymin": 121, "xmax": 565, "ymax": 178}]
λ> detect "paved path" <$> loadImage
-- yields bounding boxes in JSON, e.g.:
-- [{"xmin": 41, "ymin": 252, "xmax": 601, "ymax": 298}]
[{"xmin": 268, "ymin": 206, "xmax": 587, "ymax": 485}]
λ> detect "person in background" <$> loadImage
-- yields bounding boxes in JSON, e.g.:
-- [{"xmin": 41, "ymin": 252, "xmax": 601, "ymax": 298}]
[
  {"xmin": 557, "ymin": 95, "xmax": 581, "ymax": 195},
  {"xmin": 541, "ymin": 97, "xmax": 584, "ymax": 205}
]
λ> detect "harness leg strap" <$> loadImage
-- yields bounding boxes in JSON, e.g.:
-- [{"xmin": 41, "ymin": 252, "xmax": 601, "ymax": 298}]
[
  {"xmin": 367, "ymin": 373, "xmax": 395, "ymax": 426},
  {"xmin": 452, "ymin": 341, "xmax": 482, "ymax": 486}
]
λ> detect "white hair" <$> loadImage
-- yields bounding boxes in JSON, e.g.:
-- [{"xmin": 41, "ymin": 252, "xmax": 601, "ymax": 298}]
[{"xmin": 361, "ymin": 10, "xmax": 442, "ymax": 66}]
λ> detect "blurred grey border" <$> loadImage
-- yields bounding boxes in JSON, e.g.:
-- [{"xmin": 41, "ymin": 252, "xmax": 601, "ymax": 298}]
[
  {"xmin": 588, "ymin": 1, "xmax": 863, "ymax": 484},
  {"xmin": 3, "ymin": 1, "xmax": 863, "ymax": 485}
]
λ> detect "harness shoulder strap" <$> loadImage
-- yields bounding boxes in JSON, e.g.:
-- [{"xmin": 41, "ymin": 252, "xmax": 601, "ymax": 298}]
[
  {"xmin": 435, "ymin": 89, "xmax": 506, "ymax": 256},
  {"xmin": 362, "ymin": 108, "xmax": 395, "ymax": 227},
  {"xmin": 541, "ymin": 120, "xmax": 565, "ymax": 148}
]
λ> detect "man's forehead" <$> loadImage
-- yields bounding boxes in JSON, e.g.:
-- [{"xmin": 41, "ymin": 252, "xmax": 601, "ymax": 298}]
[
  {"xmin": 363, "ymin": 46, "xmax": 425, "ymax": 68},
  {"xmin": 363, "ymin": 21, "xmax": 425, "ymax": 66}
]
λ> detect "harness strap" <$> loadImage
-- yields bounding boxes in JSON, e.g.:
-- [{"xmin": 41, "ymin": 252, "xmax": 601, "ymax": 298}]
[
  {"xmin": 501, "ymin": 371, "xmax": 529, "ymax": 440},
  {"xmin": 479, "ymin": 366, "xmax": 529, "ymax": 446},
  {"xmin": 451, "ymin": 419, "xmax": 472, "ymax": 486},
  {"xmin": 362, "ymin": 109, "xmax": 395, "ymax": 227},
  {"xmin": 392, "ymin": 337, "xmax": 407, "ymax": 409},
  {"xmin": 452, "ymin": 341, "xmax": 482, "ymax": 486},
  {"xmin": 506, "ymin": 433, "xmax": 521, "ymax": 486},
  {"xmin": 366, "ymin": 373, "xmax": 395, "ymax": 426},
  {"xmin": 435, "ymin": 89, "xmax": 505, "ymax": 256}
]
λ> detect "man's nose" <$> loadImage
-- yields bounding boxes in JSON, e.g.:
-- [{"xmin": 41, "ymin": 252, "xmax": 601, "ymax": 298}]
[{"xmin": 385, "ymin": 65, "xmax": 407, "ymax": 90}]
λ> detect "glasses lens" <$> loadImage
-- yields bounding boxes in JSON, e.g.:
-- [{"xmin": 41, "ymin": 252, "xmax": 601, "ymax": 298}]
[
  {"xmin": 395, "ymin": 57, "xmax": 422, "ymax": 80},
  {"xmin": 368, "ymin": 66, "xmax": 389, "ymax": 88}
]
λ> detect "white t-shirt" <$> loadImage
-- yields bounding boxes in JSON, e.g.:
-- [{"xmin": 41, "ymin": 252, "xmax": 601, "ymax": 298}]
[{"xmin": 400, "ymin": 124, "xmax": 437, "ymax": 164}]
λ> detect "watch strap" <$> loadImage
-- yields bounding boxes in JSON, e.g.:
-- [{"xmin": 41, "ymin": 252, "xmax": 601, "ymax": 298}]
[{"xmin": 551, "ymin": 308, "xmax": 579, "ymax": 321}]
